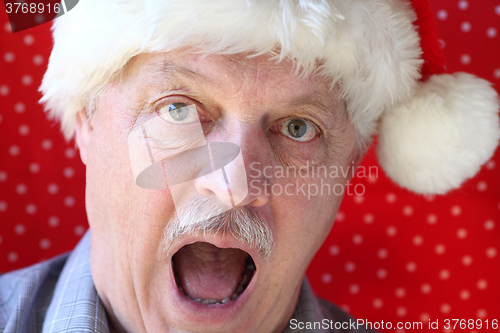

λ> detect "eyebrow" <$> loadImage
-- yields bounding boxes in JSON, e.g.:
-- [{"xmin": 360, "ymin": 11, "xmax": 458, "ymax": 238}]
[
  {"xmin": 129, "ymin": 57, "xmax": 346, "ymax": 126},
  {"xmin": 287, "ymin": 95, "xmax": 346, "ymax": 126}
]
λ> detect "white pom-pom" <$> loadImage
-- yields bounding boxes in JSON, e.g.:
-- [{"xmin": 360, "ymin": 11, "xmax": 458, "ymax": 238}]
[{"xmin": 377, "ymin": 73, "xmax": 500, "ymax": 194}]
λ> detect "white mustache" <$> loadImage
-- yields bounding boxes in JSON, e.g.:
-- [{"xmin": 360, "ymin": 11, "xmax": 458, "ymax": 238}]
[{"xmin": 163, "ymin": 196, "xmax": 274, "ymax": 259}]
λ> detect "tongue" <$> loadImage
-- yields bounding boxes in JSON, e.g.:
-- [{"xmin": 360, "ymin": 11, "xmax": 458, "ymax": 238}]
[{"xmin": 173, "ymin": 242, "xmax": 248, "ymax": 301}]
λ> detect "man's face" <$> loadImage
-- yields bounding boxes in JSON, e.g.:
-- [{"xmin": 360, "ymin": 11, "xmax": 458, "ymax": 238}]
[{"xmin": 76, "ymin": 51, "xmax": 357, "ymax": 333}]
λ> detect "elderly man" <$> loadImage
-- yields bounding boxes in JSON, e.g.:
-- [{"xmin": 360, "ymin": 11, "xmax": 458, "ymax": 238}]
[{"xmin": 1, "ymin": 0, "xmax": 499, "ymax": 332}]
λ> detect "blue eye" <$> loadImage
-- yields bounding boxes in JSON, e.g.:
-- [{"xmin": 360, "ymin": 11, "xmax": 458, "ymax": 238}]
[
  {"xmin": 167, "ymin": 103, "xmax": 189, "ymax": 121},
  {"xmin": 157, "ymin": 103, "xmax": 198, "ymax": 123},
  {"xmin": 279, "ymin": 118, "xmax": 318, "ymax": 142}
]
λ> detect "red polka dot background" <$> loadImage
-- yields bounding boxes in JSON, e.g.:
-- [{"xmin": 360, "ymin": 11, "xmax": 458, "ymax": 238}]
[{"xmin": 1, "ymin": 1, "xmax": 499, "ymax": 332}]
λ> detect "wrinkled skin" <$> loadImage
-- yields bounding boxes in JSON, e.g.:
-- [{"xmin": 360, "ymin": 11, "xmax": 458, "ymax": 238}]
[{"xmin": 74, "ymin": 51, "xmax": 358, "ymax": 333}]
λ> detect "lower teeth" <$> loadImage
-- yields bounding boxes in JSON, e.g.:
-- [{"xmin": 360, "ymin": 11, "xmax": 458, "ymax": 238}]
[{"xmin": 179, "ymin": 260, "xmax": 256, "ymax": 305}]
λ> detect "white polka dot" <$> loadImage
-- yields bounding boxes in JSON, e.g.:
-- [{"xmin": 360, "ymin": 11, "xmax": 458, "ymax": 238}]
[
  {"xmin": 18, "ymin": 124, "xmax": 30, "ymax": 136},
  {"xmin": 16, "ymin": 183, "xmax": 27, "ymax": 195},
  {"xmin": 63, "ymin": 167, "xmax": 75, "ymax": 178},
  {"xmin": 349, "ymin": 284, "xmax": 360, "ymax": 295},
  {"xmin": 48, "ymin": 216, "xmax": 60, "ymax": 227},
  {"xmin": 460, "ymin": 54, "xmax": 471, "ymax": 65},
  {"xmin": 424, "ymin": 194, "xmax": 436, "ymax": 202},
  {"xmin": 32, "ymin": 12, "xmax": 46, "ymax": 23},
  {"xmin": 22, "ymin": 75, "xmax": 33, "ymax": 86},
  {"xmin": 486, "ymin": 160, "xmax": 496, "ymax": 170},
  {"xmin": 47, "ymin": 183, "xmax": 59, "ymax": 194},
  {"xmin": 64, "ymin": 196, "xmax": 76, "ymax": 207},
  {"xmin": 29, "ymin": 162, "xmax": 40, "ymax": 173},
  {"xmin": 496, "ymin": 5, "xmax": 500, "ymax": 15},
  {"xmin": 26, "ymin": 203, "xmax": 37, "ymax": 215},
  {"xmin": 438, "ymin": 39, "xmax": 446, "ymax": 50},
  {"xmin": 477, "ymin": 279, "xmax": 488, "ymax": 290},
  {"xmin": 459, "ymin": 289, "xmax": 470, "ymax": 300},
  {"xmin": 435, "ymin": 244, "xmax": 446, "ymax": 255},
  {"xmin": 9, "ymin": 145, "xmax": 20, "ymax": 156},
  {"xmin": 437, "ymin": 9, "xmax": 448, "ymax": 20},
  {"xmin": 14, "ymin": 102, "xmax": 25, "ymax": 113},
  {"xmin": 477, "ymin": 181, "xmax": 487, "ymax": 192},
  {"xmin": 440, "ymin": 303, "xmax": 451, "ymax": 314},
  {"xmin": 413, "ymin": 235, "xmax": 423, "ymax": 246},
  {"xmin": 33, "ymin": 54, "xmax": 44, "ymax": 66},
  {"xmin": 23, "ymin": 34, "xmax": 34, "ymax": 45},
  {"xmin": 406, "ymin": 262, "xmax": 417, "ymax": 273},
  {"xmin": 340, "ymin": 305, "xmax": 350, "ymax": 313},
  {"xmin": 345, "ymin": 262, "xmax": 356, "ymax": 272},
  {"xmin": 451, "ymin": 205, "xmax": 462, "ymax": 216},
  {"xmin": 0, "ymin": 171, "xmax": 8, "ymax": 182},
  {"xmin": 367, "ymin": 174, "xmax": 377, "ymax": 184},
  {"xmin": 352, "ymin": 234, "xmax": 363, "ymax": 245},
  {"xmin": 0, "ymin": 85, "xmax": 10, "ymax": 96},
  {"xmin": 427, "ymin": 214, "xmax": 437, "ymax": 225},
  {"xmin": 487, "ymin": 27, "xmax": 497, "ymax": 38},
  {"xmin": 385, "ymin": 192, "xmax": 396, "ymax": 203},
  {"xmin": 321, "ymin": 273, "xmax": 332, "ymax": 284},
  {"xmin": 439, "ymin": 269, "xmax": 450, "ymax": 280},
  {"xmin": 353, "ymin": 195, "xmax": 364, "ymax": 204},
  {"xmin": 0, "ymin": 201, "xmax": 7, "ymax": 212},
  {"xmin": 40, "ymin": 238, "xmax": 51, "ymax": 250},
  {"xmin": 329, "ymin": 245, "xmax": 339, "ymax": 256},
  {"xmin": 363, "ymin": 213, "xmax": 374, "ymax": 224},
  {"xmin": 74, "ymin": 225, "xmax": 86, "ymax": 236},
  {"xmin": 336, "ymin": 211, "xmax": 345, "ymax": 222},
  {"xmin": 377, "ymin": 268, "xmax": 387, "ymax": 279},
  {"xmin": 462, "ymin": 255, "xmax": 473, "ymax": 266},
  {"xmin": 41, "ymin": 139, "xmax": 53, "ymax": 150},
  {"xmin": 495, "ymin": 69, "xmax": 500, "ymax": 80},
  {"xmin": 421, "ymin": 283, "xmax": 432, "ymax": 294},
  {"xmin": 378, "ymin": 248, "xmax": 388, "ymax": 259},
  {"xmin": 395, "ymin": 287, "xmax": 406, "ymax": 298},
  {"xmin": 14, "ymin": 224, "xmax": 25, "ymax": 235},
  {"xmin": 396, "ymin": 306, "xmax": 407, "ymax": 317},
  {"xmin": 4, "ymin": 22, "xmax": 12, "ymax": 33},
  {"xmin": 476, "ymin": 309, "xmax": 487, "ymax": 319},
  {"xmin": 484, "ymin": 220, "xmax": 495, "ymax": 231},
  {"xmin": 420, "ymin": 313, "xmax": 430, "ymax": 323},
  {"xmin": 461, "ymin": 21, "xmax": 472, "ymax": 32},
  {"xmin": 457, "ymin": 228, "xmax": 468, "ymax": 239},
  {"xmin": 402, "ymin": 205, "xmax": 413, "ymax": 216},
  {"xmin": 486, "ymin": 247, "xmax": 497, "ymax": 258},
  {"xmin": 4, "ymin": 52, "xmax": 15, "ymax": 63},
  {"xmin": 372, "ymin": 298, "xmax": 383, "ymax": 309},
  {"xmin": 65, "ymin": 148, "xmax": 76, "ymax": 159},
  {"xmin": 458, "ymin": 0, "xmax": 468, "ymax": 10},
  {"xmin": 7, "ymin": 252, "xmax": 18, "ymax": 263},
  {"xmin": 386, "ymin": 226, "xmax": 397, "ymax": 237}
]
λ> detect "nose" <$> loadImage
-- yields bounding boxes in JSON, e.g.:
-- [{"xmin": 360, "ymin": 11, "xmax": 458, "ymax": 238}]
[{"xmin": 195, "ymin": 133, "xmax": 270, "ymax": 208}]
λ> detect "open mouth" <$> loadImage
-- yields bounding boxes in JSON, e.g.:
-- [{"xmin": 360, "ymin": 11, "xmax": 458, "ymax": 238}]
[{"xmin": 172, "ymin": 242, "xmax": 256, "ymax": 305}]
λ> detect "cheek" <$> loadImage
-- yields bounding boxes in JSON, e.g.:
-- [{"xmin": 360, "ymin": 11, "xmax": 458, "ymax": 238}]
[
  {"xmin": 269, "ymin": 172, "xmax": 344, "ymax": 261},
  {"xmin": 84, "ymin": 102, "xmax": 177, "ymax": 242}
]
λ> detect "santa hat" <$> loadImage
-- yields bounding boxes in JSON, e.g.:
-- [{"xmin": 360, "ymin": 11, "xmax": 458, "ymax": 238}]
[{"xmin": 40, "ymin": 0, "xmax": 500, "ymax": 195}]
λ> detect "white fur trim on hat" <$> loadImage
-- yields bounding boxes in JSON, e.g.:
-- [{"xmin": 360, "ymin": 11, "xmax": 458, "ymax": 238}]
[
  {"xmin": 377, "ymin": 73, "xmax": 500, "ymax": 194},
  {"xmin": 40, "ymin": 0, "xmax": 422, "ymax": 149},
  {"xmin": 40, "ymin": 0, "xmax": 500, "ymax": 195}
]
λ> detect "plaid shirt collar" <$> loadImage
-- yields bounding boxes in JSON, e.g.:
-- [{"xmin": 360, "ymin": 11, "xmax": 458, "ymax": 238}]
[
  {"xmin": 42, "ymin": 231, "xmax": 109, "ymax": 333},
  {"xmin": 41, "ymin": 232, "xmax": 339, "ymax": 333}
]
